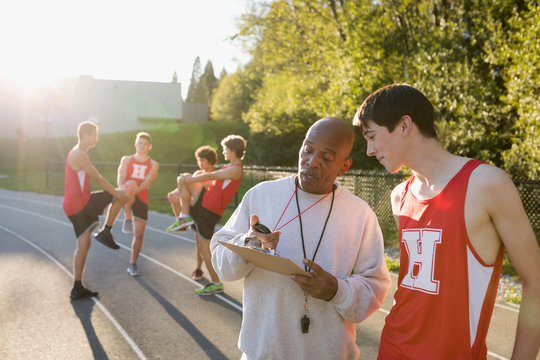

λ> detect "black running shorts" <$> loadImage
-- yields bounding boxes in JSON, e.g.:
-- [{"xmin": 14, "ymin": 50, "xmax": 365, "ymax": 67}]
[
  {"xmin": 132, "ymin": 196, "xmax": 148, "ymax": 221},
  {"xmin": 68, "ymin": 191, "xmax": 113, "ymax": 239},
  {"xmin": 190, "ymin": 188, "xmax": 221, "ymax": 240}
]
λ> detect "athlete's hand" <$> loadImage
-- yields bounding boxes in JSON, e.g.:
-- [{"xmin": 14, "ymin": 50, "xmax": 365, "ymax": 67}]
[
  {"xmin": 115, "ymin": 189, "xmax": 129, "ymax": 204},
  {"xmin": 291, "ymin": 259, "xmax": 338, "ymax": 301},
  {"xmin": 249, "ymin": 214, "xmax": 281, "ymax": 250}
]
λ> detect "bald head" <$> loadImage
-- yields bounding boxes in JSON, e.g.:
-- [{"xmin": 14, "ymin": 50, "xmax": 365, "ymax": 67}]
[
  {"xmin": 307, "ymin": 117, "xmax": 354, "ymax": 157},
  {"xmin": 298, "ymin": 117, "xmax": 354, "ymax": 194}
]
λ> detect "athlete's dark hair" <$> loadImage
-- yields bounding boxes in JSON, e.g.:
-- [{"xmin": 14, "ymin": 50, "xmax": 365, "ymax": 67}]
[
  {"xmin": 194, "ymin": 145, "xmax": 218, "ymax": 165},
  {"xmin": 221, "ymin": 135, "xmax": 247, "ymax": 160},
  {"xmin": 77, "ymin": 121, "xmax": 98, "ymax": 141},
  {"xmin": 354, "ymin": 83, "xmax": 437, "ymax": 139}
]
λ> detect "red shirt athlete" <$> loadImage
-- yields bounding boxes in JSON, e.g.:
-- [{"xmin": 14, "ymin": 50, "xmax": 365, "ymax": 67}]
[
  {"xmin": 354, "ymin": 84, "xmax": 539, "ymax": 359},
  {"xmin": 379, "ymin": 160, "xmax": 504, "ymax": 359}
]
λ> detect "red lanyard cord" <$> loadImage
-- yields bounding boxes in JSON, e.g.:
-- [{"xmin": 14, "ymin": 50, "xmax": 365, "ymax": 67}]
[{"xmin": 272, "ymin": 179, "xmax": 333, "ymax": 233}]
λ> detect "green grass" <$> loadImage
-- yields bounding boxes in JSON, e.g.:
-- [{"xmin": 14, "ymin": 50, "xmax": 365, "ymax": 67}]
[
  {"xmin": 0, "ymin": 121, "xmax": 250, "ymax": 173},
  {"xmin": 385, "ymin": 253, "xmax": 400, "ymax": 273},
  {"xmin": 504, "ymin": 289, "xmax": 522, "ymax": 304},
  {"xmin": 0, "ymin": 172, "xmax": 63, "ymax": 196}
]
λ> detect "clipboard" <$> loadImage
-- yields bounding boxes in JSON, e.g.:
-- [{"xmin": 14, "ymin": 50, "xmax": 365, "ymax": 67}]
[{"xmin": 218, "ymin": 241, "xmax": 312, "ymax": 277}]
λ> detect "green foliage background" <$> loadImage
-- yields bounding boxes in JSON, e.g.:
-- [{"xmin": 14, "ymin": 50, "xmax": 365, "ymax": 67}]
[{"xmin": 210, "ymin": 0, "xmax": 539, "ymax": 178}]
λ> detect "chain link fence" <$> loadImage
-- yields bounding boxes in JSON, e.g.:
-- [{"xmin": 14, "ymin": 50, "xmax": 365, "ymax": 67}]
[{"xmin": 242, "ymin": 166, "xmax": 540, "ymax": 243}]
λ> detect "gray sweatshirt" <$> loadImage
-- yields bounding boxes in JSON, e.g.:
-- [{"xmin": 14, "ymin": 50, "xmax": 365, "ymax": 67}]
[{"xmin": 211, "ymin": 176, "xmax": 391, "ymax": 360}]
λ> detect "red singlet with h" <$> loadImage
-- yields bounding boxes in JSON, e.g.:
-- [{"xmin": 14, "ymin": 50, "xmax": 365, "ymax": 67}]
[
  {"xmin": 378, "ymin": 159, "xmax": 504, "ymax": 359},
  {"xmin": 126, "ymin": 156, "xmax": 152, "ymax": 204}
]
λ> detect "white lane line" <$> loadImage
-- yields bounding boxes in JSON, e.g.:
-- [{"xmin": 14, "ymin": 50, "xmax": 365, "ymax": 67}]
[
  {"xmin": 145, "ymin": 226, "xmax": 196, "ymax": 244},
  {"xmin": 0, "ymin": 202, "xmax": 242, "ymax": 313},
  {"xmin": 487, "ymin": 351, "xmax": 509, "ymax": 360},
  {"xmin": 0, "ymin": 193, "xmax": 196, "ymax": 244},
  {"xmin": 0, "ymin": 193, "xmax": 61, "ymax": 208},
  {"xmin": 493, "ymin": 302, "xmax": 519, "ymax": 312},
  {"xmin": 0, "ymin": 224, "xmax": 147, "ymax": 360}
]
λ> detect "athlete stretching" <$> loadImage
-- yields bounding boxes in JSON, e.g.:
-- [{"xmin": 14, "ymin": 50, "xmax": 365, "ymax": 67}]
[
  {"xmin": 63, "ymin": 121, "xmax": 128, "ymax": 300},
  {"xmin": 168, "ymin": 135, "xmax": 246, "ymax": 295},
  {"xmin": 94, "ymin": 132, "xmax": 159, "ymax": 276}
]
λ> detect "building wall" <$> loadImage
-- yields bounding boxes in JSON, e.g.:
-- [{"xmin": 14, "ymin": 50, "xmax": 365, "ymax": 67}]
[{"xmin": 0, "ymin": 76, "xmax": 185, "ymax": 138}]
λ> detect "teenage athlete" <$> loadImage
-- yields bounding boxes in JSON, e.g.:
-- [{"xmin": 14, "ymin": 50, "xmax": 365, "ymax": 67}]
[
  {"xmin": 169, "ymin": 135, "xmax": 246, "ymax": 295},
  {"xmin": 94, "ymin": 132, "xmax": 159, "ymax": 276},
  {"xmin": 354, "ymin": 84, "xmax": 540, "ymax": 359},
  {"xmin": 63, "ymin": 121, "xmax": 128, "ymax": 300},
  {"xmin": 166, "ymin": 145, "xmax": 217, "ymax": 280}
]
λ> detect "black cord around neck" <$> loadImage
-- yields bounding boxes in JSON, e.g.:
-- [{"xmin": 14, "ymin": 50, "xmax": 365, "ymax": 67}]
[{"xmin": 295, "ymin": 178, "xmax": 336, "ymax": 272}]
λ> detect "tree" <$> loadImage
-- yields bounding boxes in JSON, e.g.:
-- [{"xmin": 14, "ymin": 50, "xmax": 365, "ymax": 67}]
[
  {"xmin": 488, "ymin": 2, "xmax": 540, "ymax": 178},
  {"xmin": 227, "ymin": 0, "xmax": 539, "ymax": 173},
  {"xmin": 195, "ymin": 60, "xmax": 218, "ymax": 107},
  {"xmin": 185, "ymin": 57, "xmax": 202, "ymax": 103},
  {"xmin": 186, "ymin": 58, "xmax": 218, "ymax": 106},
  {"xmin": 210, "ymin": 71, "xmax": 246, "ymax": 123}
]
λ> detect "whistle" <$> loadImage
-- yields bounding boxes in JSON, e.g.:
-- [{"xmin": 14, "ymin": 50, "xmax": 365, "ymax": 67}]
[{"xmin": 301, "ymin": 315, "xmax": 310, "ymax": 334}]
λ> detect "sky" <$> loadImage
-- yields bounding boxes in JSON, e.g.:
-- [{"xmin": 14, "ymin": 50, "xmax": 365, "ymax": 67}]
[{"xmin": 0, "ymin": 0, "xmax": 253, "ymax": 98}]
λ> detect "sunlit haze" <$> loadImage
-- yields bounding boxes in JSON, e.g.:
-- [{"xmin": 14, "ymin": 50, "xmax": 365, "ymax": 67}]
[{"xmin": 0, "ymin": 0, "xmax": 252, "ymax": 97}]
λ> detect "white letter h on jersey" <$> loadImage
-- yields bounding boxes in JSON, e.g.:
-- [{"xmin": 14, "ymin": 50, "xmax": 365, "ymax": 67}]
[
  {"xmin": 401, "ymin": 229, "xmax": 442, "ymax": 294},
  {"xmin": 131, "ymin": 164, "xmax": 147, "ymax": 180}
]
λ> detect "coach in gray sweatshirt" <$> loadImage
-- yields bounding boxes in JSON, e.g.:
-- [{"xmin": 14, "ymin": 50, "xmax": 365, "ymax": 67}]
[{"xmin": 211, "ymin": 117, "xmax": 391, "ymax": 360}]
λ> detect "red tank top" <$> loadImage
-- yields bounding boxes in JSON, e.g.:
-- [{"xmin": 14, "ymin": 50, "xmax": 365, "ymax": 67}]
[
  {"xmin": 379, "ymin": 159, "xmax": 504, "ymax": 359},
  {"xmin": 201, "ymin": 164, "xmax": 243, "ymax": 216},
  {"xmin": 62, "ymin": 148, "xmax": 90, "ymax": 216},
  {"xmin": 126, "ymin": 155, "xmax": 152, "ymax": 204}
]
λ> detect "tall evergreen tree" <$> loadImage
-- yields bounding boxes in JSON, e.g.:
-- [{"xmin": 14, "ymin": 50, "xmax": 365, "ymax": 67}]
[
  {"xmin": 186, "ymin": 58, "xmax": 219, "ymax": 105},
  {"xmin": 199, "ymin": 61, "xmax": 218, "ymax": 102},
  {"xmin": 185, "ymin": 57, "xmax": 202, "ymax": 103}
]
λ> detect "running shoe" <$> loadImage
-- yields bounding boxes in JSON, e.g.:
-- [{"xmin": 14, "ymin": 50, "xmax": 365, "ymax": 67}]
[
  {"xmin": 94, "ymin": 230, "xmax": 120, "ymax": 250},
  {"xmin": 192, "ymin": 269, "xmax": 203, "ymax": 281},
  {"xmin": 127, "ymin": 263, "xmax": 140, "ymax": 277},
  {"xmin": 70, "ymin": 286, "xmax": 98, "ymax": 300},
  {"xmin": 166, "ymin": 216, "xmax": 194, "ymax": 233},
  {"xmin": 122, "ymin": 218, "xmax": 134, "ymax": 234},
  {"xmin": 195, "ymin": 283, "xmax": 224, "ymax": 296}
]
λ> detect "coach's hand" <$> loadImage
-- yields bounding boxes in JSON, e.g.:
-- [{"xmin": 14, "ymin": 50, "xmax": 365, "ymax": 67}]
[
  {"xmin": 249, "ymin": 214, "xmax": 281, "ymax": 251},
  {"xmin": 291, "ymin": 259, "xmax": 338, "ymax": 301}
]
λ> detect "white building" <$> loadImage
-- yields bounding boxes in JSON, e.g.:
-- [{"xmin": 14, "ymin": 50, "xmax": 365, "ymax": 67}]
[{"xmin": 0, "ymin": 75, "xmax": 186, "ymax": 138}]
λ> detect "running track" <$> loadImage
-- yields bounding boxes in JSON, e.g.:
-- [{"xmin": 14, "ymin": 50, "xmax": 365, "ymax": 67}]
[{"xmin": 0, "ymin": 189, "xmax": 521, "ymax": 359}]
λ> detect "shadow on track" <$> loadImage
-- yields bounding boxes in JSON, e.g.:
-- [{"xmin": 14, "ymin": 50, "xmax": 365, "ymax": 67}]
[
  {"xmin": 71, "ymin": 298, "xmax": 109, "ymax": 360},
  {"xmin": 136, "ymin": 278, "xmax": 229, "ymax": 360}
]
